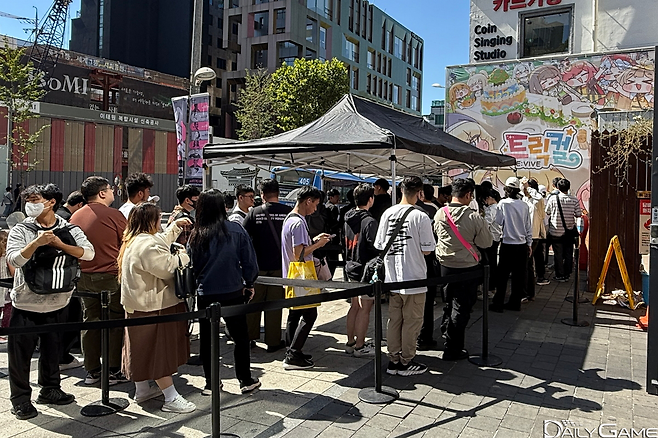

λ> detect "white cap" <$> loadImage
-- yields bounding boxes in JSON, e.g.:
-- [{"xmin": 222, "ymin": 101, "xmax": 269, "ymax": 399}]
[
  {"xmin": 538, "ymin": 185, "xmax": 547, "ymax": 195},
  {"xmin": 505, "ymin": 177, "xmax": 520, "ymax": 189},
  {"xmin": 148, "ymin": 195, "xmax": 160, "ymax": 203}
]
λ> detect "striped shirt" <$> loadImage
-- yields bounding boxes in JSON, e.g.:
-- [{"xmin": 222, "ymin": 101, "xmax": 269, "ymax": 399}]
[{"xmin": 545, "ymin": 193, "xmax": 582, "ymax": 237}]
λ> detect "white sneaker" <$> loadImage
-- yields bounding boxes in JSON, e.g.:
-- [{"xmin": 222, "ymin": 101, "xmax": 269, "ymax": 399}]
[
  {"xmin": 161, "ymin": 395, "xmax": 196, "ymax": 413},
  {"xmin": 201, "ymin": 381, "xmax": 223, "ymax": 396},
  {"xmin": 345, "ymin": 342, "xmax": 356, "ymax": 354},
  {"xmin": 133, "ymin": 386, "xmax": 163, "ymax": 403},
  {"xmin": 353, "ymin": 345, "xmax": 375, "ymax": 358},
  {"xmin": 59, "ymin": 357, "xmax": 83, "ymax": 371}
]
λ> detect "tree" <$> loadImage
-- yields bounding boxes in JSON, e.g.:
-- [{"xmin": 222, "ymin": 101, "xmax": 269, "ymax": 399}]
[
  {"xmin": 235, "ymin": 69, "xmax": 276, "ymax": 140},
  {"xmin": 0, "ymin": 39, "xmax": 48, "ymax": 188},
  {"xmin": 268, "ymin": 58, "xmax": 349, "ymax": 132}
]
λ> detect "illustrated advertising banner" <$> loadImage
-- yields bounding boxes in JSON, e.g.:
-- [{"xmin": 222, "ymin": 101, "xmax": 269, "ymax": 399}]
[
  {"xmin": 171, "ymin": 93, "xmax": 210, "ymax": 187},
  {"xmin": 445, "ymin": 49, "xmax": 655, "ymax": 212}
]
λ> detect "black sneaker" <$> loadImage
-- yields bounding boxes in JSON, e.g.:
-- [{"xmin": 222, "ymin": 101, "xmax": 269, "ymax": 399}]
[
  {"xmin": 442, "ymin": 349, "xmax": 469, "ymax": 361},
  {"xmin": 553, "ymin": 276, "xmax": 569, "ymax": 283},
  {"xmin": 283, "ymin": 354, "xmax": 314, "ymax": 370},
  {"xmin": 240, "ymin": 378, "xmax": 262, "ymax": 394},
  {"xmin": 386, "ymin": 361, "xmax": 400, "ymax": 375},
  {"xmin": 84, "ymin": 371, "xmax": 101, "ymax": 385},
  {"xmin": 11, "ymin": 401, "xmax": 38, "ymax": 420},
  {"xmin": 109, "ymin": 370, "xmax": 129, "ymax": 385},
  {"xmin": 397, "ymin": 360, "xmax": 428, "ymax": 376},
  {"xmin": 36, "ymin": 388, "xmax": 75, "ymax": 405},
  {"xmin": 537, "ymin": 278, "xmax": 550, "ymax": 286},
  {"xmin": 286, "ymin": 349, "xmax": 312, "ymax": 360}
]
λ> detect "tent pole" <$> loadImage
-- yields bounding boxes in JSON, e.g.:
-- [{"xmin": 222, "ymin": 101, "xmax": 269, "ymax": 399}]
[{"xmin": 390, "ymin": 145, "xmax": 397, "ymax": 204}]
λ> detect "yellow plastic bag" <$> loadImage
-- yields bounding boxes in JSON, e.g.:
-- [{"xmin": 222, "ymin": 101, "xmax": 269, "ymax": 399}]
[{"xmin": 286, "ymin": 260, "xmax": 321, "ymax": 310}]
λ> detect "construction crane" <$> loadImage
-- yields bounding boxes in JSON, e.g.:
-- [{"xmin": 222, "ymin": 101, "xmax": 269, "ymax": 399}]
[
  {"xmin": 28, "ymin": 0, "xmax": 72, "ymax": 81},
  {"xmin": 0, "ymin": 9, "xmax": 38, "ymax": 37}
]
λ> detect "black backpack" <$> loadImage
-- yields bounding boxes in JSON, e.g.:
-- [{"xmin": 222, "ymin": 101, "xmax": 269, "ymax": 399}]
[{"xmin": 19, "ymin": 222, "xmax": 82, "ymax": 295}]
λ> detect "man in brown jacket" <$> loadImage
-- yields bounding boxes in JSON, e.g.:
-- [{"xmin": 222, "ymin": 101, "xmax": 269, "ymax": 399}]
[{"xmin": 70, "ymin": 176, "xmax": 127, "ymax": 385}]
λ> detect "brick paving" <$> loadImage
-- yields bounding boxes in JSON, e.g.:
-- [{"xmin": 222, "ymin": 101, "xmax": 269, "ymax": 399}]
[{"xmin": 0, "ymin": 270, "xmax": 653, "ymax": 437}]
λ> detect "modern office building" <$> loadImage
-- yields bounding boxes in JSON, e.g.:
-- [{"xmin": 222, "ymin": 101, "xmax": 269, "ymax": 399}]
[
  {"xmin": 70, "ymin": 0, "xmax": 423, "ymax": 138},
  {"xmin": 424, "ymin": 100, "xmax": 445, "ymax": 127}
]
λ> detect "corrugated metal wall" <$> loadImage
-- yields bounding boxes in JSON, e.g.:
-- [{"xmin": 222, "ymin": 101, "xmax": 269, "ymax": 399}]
[{"xmin": 10, "ymin": 119, "xmax": 180, "ymax": 213}]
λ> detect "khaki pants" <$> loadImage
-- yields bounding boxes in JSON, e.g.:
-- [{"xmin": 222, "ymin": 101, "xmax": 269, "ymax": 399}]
[
  {"xmin": 79, "ymin": 272, "xmax": 124, "ymax": 371},
  {"xmin": 246, "ymin": 269, "xmax": 284, "ymax": 347},
  {"xmin": 387, "ymin": 292, "xmax": 426, "ymax": 365}
]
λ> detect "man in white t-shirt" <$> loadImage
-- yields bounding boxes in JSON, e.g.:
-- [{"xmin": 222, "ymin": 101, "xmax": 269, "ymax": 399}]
[
  {"xmin": 118, "ymin": 173, "xmax": 153, "ymax": 219},
  {"xmin": 375, "ymin": 176, "xmax": 436, "ymax": 377}
]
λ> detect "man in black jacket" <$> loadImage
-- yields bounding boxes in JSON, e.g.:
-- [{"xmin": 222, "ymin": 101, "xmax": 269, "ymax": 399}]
[
  {"xmin": 370, "ymin": 178, "xmax": 392, "ymax": 222},
  {"xmin": 243, "ymin": 179, "xmax": 292, "ymax": 352},
  {"xmin": 344, "ymin": 184, "xmax": 379, "ymax": 357}
]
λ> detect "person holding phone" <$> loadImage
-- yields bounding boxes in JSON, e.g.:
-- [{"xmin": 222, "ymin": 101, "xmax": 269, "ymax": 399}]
[{"xmin": 188, "ymin": 189, "xmax": 261, "ymax": 395}]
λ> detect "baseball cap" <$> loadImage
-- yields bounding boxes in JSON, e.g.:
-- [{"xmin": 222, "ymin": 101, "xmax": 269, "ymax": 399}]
[
  {"xmin": 505, "ymin": 177, "xmax": 520, "ymax": 189},
  {"xmin": 538, "ymin": 185, "xmax": 547, "ymax": 195}
]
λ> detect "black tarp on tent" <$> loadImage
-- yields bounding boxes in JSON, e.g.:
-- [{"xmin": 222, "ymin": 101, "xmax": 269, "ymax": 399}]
[{"xmin": 204, "ymin": 94, "xmax": 515, "ymax": 177}]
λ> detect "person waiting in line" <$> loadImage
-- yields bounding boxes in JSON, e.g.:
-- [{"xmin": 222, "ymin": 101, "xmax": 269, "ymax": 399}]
[
  {"xmin": 344, "ymin": 183, "xmax": 379, "ymax": 357},
  {"xmin": 6, "ymin": 184, "xmax": 94, "ymax": 420},
  {"xmin": 522, "ymin": 177, "xmax": 547, "ymax": 299},
  {"xmin": 435, "ymin": 178, "xmax": 493, "ymax": 360},
  {"xmin": 228, "ymin": 185, "xmax": 255, "ymax": 224},
  {"xmin": 375, "ymin": 176, "xmax": 436, "ymax": 376},
  {"xmin": 56, "ymin": 191, "xmax": 86, "ymax": 221},
  {"xmin": 545, "ymin": 178, "xmax": 582, "ymax": 282},
  {"xmin": 281, "ymin": 186, "xmax": 332, "ymax": 370},
  {"xmin": 324, "ymin": 188, "xmax": 342, "ymax": 275},
  {"xmin": 416, "ymin": 184, "xmax": 439, "ymax": 351},
  {"xmin": 490, "ymin": 177, "xmax": 532, "ymax": 313},
  {"xmin": 535, "ymin": 184, "xmax": 549, "ymax": 286},
  {"xmin": 167, "ymin": 185, "xmax": 200, "ymax": 246},
  {"xmin": 433, "ymin": 185, "xmax": 452, "ymax": 209},
  {"xmin": 2, "ymin": 186, "xmax": 13, "ymax": 217},
  {"xmin": 481, "ymin": 182, "xmax": 502, "ymax": 294},
  {"xmin": 370, "ymin": 178, "xmax": 392, "ymax": 222},
  {"xmin": 0, "ymin": 230, "xmax": 15, "ymax": 344},
  {"xmin": 188, "ymin": 189, "xmax": 261, "ymax": 394},
  {"xmin": 119, "ymin": 173, "xmax": 154, "ymax": 219},
  {"xmin": 118, "ymin": 203, "xmax": 195, "ymax": 413},
  {"xmin": 243, "ymin": 179, "xmax": 292, "ymax": 352}
]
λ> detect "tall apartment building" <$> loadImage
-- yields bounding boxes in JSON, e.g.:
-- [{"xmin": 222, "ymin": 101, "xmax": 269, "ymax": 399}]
[{"xmin": 69, "ymin": 0, "xmax": 423, "ymax": 138}]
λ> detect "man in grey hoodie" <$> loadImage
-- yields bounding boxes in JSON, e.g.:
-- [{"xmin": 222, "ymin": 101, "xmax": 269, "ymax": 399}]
[{"xmin": 434, "ymin": 178, "xmax": 493, "ymax": 361}]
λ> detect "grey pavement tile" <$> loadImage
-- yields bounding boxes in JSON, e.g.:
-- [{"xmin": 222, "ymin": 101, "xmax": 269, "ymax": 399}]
[
  {"xmin": 8, "ymin": 417, "xmax": 108, "ymax": 438},
  {"xmin": 280, "ymin": 426, "xmax": 321, "ymax": 438},
  {"xmin": 333, "ymin": 412, "xmax": 370, "ymax": 431},
  {"xmin": 499, "ymin": 414, "xmax": 534, "ymax": 433},
  {"xmin": 221, "ymin": 420, "xmax": 273, "ymax": 438},
  {"xmin": 460, "ymin": 426, "xmax": 496, "ymax": 438},
  {"xmin": 379, "ymin": 402, "xmax": 414, "ymax": 419},
  {"xmin": 254, "ymin": 417, "xmax": 305, "ymax": 438},
  {"xmin": 386, "ymin": 425, "xmax": 426, "ymax": 438},
  {"xmin": 301, "ymin": 414, "xmax": 338, "ymax": 432},
  {"xmin": 494, "ymin": 426, "xmax": 536, "ymax": 438},
  {"xmin": 316, "ymin": 424, "xmax": 356, "ymax": 438},
  {"xmin": 365, "ymin": 413, "xmax": 403, "ymax": 431},
  {"xmin": 348, "ymin": 401, "xmax": 384, "ymax": 419},
  {"xmin": 349, "ymin": 425, "xmax": 390, "ymax": 438},
  {"xmin": 397, "ymin": 412, "xmax": 436, "ymax": 430},
  {"xmin": 507, "ymin": 402, "xmax": 540, "ymax": 419},
  {"xmin": 434, "ymin": 411, "xmax": 469, "ymax": 432},
  {"xmin": 465, "ymin": 414, "xmax": 501, "ymax": 431}
]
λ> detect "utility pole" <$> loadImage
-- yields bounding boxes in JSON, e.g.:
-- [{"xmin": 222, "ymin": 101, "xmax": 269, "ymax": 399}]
[
  {"xmin": 190, "ymin": 0, "xmax": 204, "ymax": 95},
  {"xmin": 648, "ymin": 44, "xmax": 658, "ymax": 395}
]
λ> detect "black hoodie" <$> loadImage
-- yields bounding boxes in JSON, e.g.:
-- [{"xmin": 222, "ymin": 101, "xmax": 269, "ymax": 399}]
[{"xmin": 344, "ymin": 208, "xmax": 379, "ymax": 281}]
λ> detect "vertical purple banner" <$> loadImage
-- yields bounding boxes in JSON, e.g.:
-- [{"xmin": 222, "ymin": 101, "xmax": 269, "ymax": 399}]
[
  {"xmin": 171, "ymin": 96, "xmax": 188, "ymax": 187},
  {"xmin": 186, "ymin": 93, "xmax": 210, "ymax": 187}
]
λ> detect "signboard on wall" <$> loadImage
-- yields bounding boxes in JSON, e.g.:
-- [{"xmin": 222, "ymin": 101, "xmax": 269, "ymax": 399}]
[
  {"xmin": 445, "ymin": 49, "xmax": 655, "ymax": 212},
  {"xmin": 640, "ymin": 198, "xmax": 651, "ymax": 255}
]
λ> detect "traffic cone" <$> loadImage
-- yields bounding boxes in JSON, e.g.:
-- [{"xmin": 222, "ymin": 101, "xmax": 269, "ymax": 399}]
[{"xmin": 638, "ymin": 307, "xmax": 649, "ymax": 330}]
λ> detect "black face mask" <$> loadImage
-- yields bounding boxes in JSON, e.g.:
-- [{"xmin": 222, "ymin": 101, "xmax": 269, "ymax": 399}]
[{"xmin": 190, "ymin": 200, "xmax": 197, "ymax": 209}]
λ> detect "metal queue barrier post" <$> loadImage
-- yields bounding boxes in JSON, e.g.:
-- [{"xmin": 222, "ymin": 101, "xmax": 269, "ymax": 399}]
[
  {"xmin": 562, "ymin": 239, "xmax": 589, "ymax": 327},
  {"xmin": 81, "ymin": 290, "xmax": 130, "ymax": 417},
  {"xmin": 469, "ymin": 265, "xmax": 502, "ymax": 367},
  {"xmin": 358, "ymin": 281, "xmax": 399, "ymax": 404}
]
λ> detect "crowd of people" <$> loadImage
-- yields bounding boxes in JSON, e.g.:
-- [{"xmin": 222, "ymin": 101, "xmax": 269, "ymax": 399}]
[{"xmin": 0, "ymin": 171, "xmax": 582, "ymax": 421}]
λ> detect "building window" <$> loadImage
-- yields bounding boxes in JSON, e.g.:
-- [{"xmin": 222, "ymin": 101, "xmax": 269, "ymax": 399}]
[
  {"xmin": 367, "ymin": 50, "xmax": 374, "ymax": 70},
  {"xmin": 385, "ymin": 30, "xmax": 391, "ymax": 52},
  {"xmin": 387, "ymin": 58, "xmax": 392, "ymax": 77},
  {"xmin": 319, "ymin": 26, "xmax": 327, "ymax": 60},
  {"xmin": 218, "ymin": 17, "xmax": 223, "ymax": 29},
  {"xmin": 275, "ymin": 9, "xmax": 285, "ymax": 33},
  {"xmin": 520, "ymin": 7, "xmax": 572, "ymax": 58},
  {"xmin": 337, "ymin": 0, "xmax": 341, "ymax": 24},
  {"xmin": 306, "ymin": 17, "xmax": 317, "ymax": 44},
  {"xmin": 307, "ymin": 0, "xmax": 331, "ymax": 19},
  {"xmin": 254, "ymin": 11, "xmax": 269, "ymax": 37},
  {"xmin": 412, "ymin": 74, "xmax": 419, "ymax": 91},
  {"xmin": 232, "ymin": 61, "xmax": 238, "ymax": 70},
  {"xmin": 209, "ymin": 15, "xmax": 214, "ymax": 26},
  {"xmin": 406, "ymin": 90, "xmax": 411, "ymax": 108},
  {"xmin": 305, "ymin": 48, "xmax": 316, "ymax": 59},
  {"xmin": 366, "ymin": 74, "xmax": 371, "ymax": 93},
  {"xmin": 406, "ymin": 68, "xmax": 411, "ymax": 86},
  {"xmin": 252, "ymin": 46, "xmax": 268, "ymax": 68},
  {"xmin": 217, "ymin": 58, "xmax": 227, "ymax": 69},
  {"xmin": 351, "ymin": 68, "xmax": 358, "ymax": 90},
  {"xmin": 411, "ymin": 95, "xmax": 418, "ymax": 111},
  {"xmin": 392, "ymin": 85, "xmax": 399, "ymax": 104},
  {"xmin": 393, "ymin": 36, "xmax": 403, "ymax": 59},
  {"xmin": 343, "ymin": 35, "xmax": 359, "ymax": 62},
  {"xmin": 388, "ymin": 83, "xmax": 393, "ymax": 101},
  {"xmin": 217, "ymin": 37, "xmax": 223, "ymax": 48},
  {"xmin": 208, "ymin": 55, "xmax": 213, "ymax": 66},
  {"xmin": 383, "ymin": 80, "xmax": 388, "ymax": 99},
  {"xmin": 254, "ymin": 0, "xmax": 269, "ymax": 3},
  {"xmin": 230, "ymin": 0, "xmax": 239, "ymax": 7},
  {"xmin": 278, "ymin": 41, "xmax": 301, "ymax": 66},
  {"xmin": 376, "ymin": 53, "xmax": 381, "ymax": 73},
  {"xmin": 232, "ymin": 22, "xmax": 239, "ymax": 35},
  {"xmin": 382, "ymin": 55, "xmax": 386, "ymax": 76}
]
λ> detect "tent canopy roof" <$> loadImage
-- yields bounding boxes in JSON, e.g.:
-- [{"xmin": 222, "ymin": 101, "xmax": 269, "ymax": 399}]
[{"xmin": 204, "ymin": 94, "xmax": 515, "ymax": 177}]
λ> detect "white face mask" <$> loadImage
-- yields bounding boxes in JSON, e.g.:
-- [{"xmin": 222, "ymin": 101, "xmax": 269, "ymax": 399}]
[{"xmin": 25, "ymin": 202, "xmax": 45, "ymax": 218}]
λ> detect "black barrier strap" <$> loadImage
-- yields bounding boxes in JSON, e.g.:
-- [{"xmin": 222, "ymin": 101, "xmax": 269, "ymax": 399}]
[
  {"xmin": 256, "ymin": 276, "xmax": 365, "ymax": 289},
  {"xmin": 380, "ymin": 271, "xmax": 484, "ymax": 292}
]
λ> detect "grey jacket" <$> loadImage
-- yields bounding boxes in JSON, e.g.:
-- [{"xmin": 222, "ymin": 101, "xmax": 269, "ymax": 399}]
[
  {"xmin": 6, "ymin": 216, "xmax": 95, "ymax": 313},
  {"xmin": 434, "ymin": 204, "xmax": 493, "ymax": 269}
]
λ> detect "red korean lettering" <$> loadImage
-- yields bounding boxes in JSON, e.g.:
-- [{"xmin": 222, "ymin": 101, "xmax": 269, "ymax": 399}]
[
  {"xmin": 510, "ymin": 0, "xmax": 527, "ymax": 9},
  {"xmin": 493, "ymin": 0, "xmax": 509, "ymax": 12}
]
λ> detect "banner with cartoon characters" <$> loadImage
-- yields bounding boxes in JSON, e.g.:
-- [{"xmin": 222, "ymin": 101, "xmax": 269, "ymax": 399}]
[
  {"xmin": 171, "ymin": 93, "xmax": 210, "ymax": 187},
  {"xmin": 445, "ymin": 49, "xmax": 654, "ymax": 212}
]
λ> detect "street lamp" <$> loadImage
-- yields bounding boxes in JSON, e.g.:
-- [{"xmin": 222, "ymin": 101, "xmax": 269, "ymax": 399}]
[
  {"xmin": 432, "ymin": 83, "xmax": 445, "ymax": 88},
  {"xmin": 193, "ymin": 67, "xmax": 217, "ymax": 87}
]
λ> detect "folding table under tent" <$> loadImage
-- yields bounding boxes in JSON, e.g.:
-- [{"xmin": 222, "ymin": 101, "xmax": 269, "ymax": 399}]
[{"xmin": 203, "ymin": 94, "xmax": 516, "ymax": 190}]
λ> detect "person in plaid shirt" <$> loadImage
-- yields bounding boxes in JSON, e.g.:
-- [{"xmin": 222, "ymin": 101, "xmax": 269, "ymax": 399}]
[{"xmin": 168, "ymin": 185, "xmax": 200, "ymax": 246}]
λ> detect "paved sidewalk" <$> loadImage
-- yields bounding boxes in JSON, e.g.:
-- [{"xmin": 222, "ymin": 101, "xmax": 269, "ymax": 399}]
[{"xmin": 0, "ymin": 272, "xmax": 653, "ymax": 437}]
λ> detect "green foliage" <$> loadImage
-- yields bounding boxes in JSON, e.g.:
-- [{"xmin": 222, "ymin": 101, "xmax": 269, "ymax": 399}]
[
  {"xmin": 267, "ymin": 58, "xmax": 349, "ymax": 132},
  {"xmin": 235, "ymin": 69, "xmax": 276, "ymax": 140},
  {"xmin": 0, "ymin": 39, "xmax": 48, "ymax": 182}
]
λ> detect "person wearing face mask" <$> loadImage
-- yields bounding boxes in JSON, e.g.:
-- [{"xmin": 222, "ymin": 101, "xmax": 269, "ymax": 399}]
[
  {"xmin": 6, "ymin": 184, "xmax": 95, "ymax": 420},
  {"xmin": 69, "ymin": 176, "xmax": 128, "ymax": 386},
  {"xmin": 119, "ymin": 173, "xmax": 154, "ymax": 219},
  {"xmin": 167, "ymin": 185, "xmax": 200, "ymax": 247}
]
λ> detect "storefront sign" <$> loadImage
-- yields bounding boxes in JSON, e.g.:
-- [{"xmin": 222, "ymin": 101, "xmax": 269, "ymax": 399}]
[
  {"xmin": 640, "ymin": 199, "xmax": 651, "ymax": 255},
  {"xmin": 473, "ymin": 24, "xmax": 513, "ymax": 61},
  {"xmin": 493, "ymin": 0, "xmax": 562, "ymax": 13}
]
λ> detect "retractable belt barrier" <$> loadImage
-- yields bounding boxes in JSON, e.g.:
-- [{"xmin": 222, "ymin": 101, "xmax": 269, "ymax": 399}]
[{"xmin": 0, "ymin": 266, "xmax": 494, "ymax": 438}]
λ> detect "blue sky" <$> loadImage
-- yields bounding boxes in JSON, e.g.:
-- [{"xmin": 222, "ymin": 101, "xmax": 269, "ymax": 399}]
[{"xmin": 0, "ymin": 0, "xmax": 470, "ymax": 114}]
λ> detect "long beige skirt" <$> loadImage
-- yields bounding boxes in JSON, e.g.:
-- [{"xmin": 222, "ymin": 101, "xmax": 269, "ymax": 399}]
[{"xmin": 122, "ymin": 302, "xmax": 190, "ymax": 381}]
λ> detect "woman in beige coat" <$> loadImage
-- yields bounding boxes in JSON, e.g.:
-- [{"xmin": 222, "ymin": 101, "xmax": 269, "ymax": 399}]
[{"xmin": 118, "ymin": 202, "xmax": 195, "ymax": 413}]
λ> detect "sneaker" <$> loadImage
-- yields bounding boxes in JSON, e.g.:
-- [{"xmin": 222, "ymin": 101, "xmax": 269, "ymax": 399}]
[
  {"xmin": 397, "ymin": 361, "xmax": 428, "ymax": 376},
  {"xmin": 353, "ymin": 345, "xmax": 375, "ymax": 358},
  {"xmin": 386, "ymin": 361, "xmax": 400, "ymax": 375},
  {"xmin": 11, "ymin": 402, "xmax": 38, "ymax": 420},
  {"xmin": 442, "ymin": 349, "xmax": 469, "ymax": 361},
  {"xmin": 521, "ymin": 297, "xmax": 529, "ymax": 304},
  {"xmin": 133, "ymin": 386, "xmax": 163, "ymax": 403},
  {"xmin": 59, "ymin": 357, "xmax": 83, "ymax": 371},
  {"xmin": 345, "ymin": 341, "xmax": 356, "ymax": 354},
  {"xmin": 36, "ymin": 388, "xmax": 75, "ymax": 405},
  {"xmin": 201, "ymin": 381, "xmax": 223, "ymax": 396},
  {"xmin": 553, "ymin": 276, "xmax": 569, "ymax": 283},
  {"xmin": 0, "ymin": 335, "xmax": 7, "ymax": 344},
  {"xmin": 109, "ymin": 370, "xmax": 129, "ymax": 385},
  {"xmin": 161, "ymin": 395, "xmax": 196, "ymax": 413},
  {"xmin": 240, "ymin": 378, "xmax": 261, "ymax": 394},
  {"xmin": 283, "ymin": 354, "xmax": 314, "ymax": 370},
  {"xmin": 537, "ymin": 278, "xmax": 550, "ymax": 286},
  {"xmin": 84, "ymin": 371, "xmax": 100, "ymax": 385}
]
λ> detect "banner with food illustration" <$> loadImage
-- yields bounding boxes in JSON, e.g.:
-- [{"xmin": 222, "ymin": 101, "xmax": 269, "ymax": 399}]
[{"xmin": 445, "ymin": 49, "xmax": 655, "ymax": 212}]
